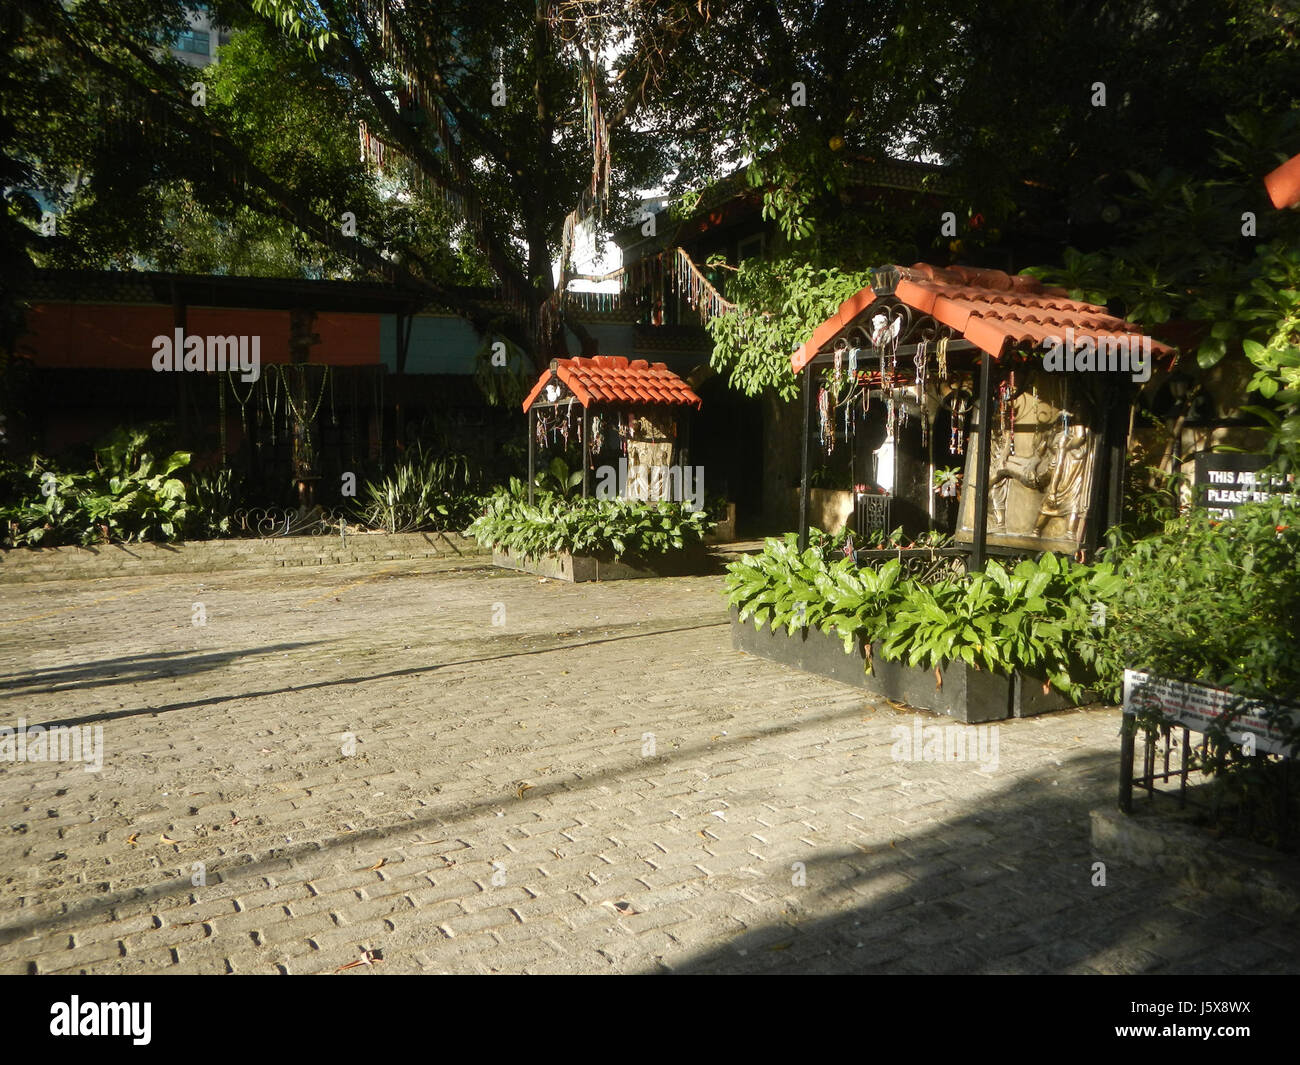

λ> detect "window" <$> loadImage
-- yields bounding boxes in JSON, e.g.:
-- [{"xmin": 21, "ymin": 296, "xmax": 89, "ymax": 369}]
[{"xmin": 174, "ymin": 29, "xmax": 210, "ymax": 54}]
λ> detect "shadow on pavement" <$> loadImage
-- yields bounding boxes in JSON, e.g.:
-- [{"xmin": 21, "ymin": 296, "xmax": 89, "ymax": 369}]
[
  {"xmin": 0, "ymin": 643, "xmax": 324, "ymax": 701},
  {"xmin": 661, "ymin": 748, "xmax": 1299, "ymax": 975}
]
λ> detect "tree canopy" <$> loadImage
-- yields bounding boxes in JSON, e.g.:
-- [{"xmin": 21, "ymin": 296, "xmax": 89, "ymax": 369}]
[{"xmin": 4, "ymin": 0, "xmax": 1300, "ymax": 387}]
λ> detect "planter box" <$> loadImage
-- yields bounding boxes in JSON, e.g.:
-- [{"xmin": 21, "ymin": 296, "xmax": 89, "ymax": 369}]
[
  {"xmin": 1013, "ymin": 669, "xmax": 1094, "ymax": 718},
  {"xmin": 702, "ymin": 503, "xmax": 737, "ymax": 545},
  {"xmin": 730, "ymin": 608, "xmax": 1011, "ymax": 723},
  {"xmin": 493, "ymin": 545, "xmax": 709, "ymax": 582},
  {"xmin": 790, "ymin": 488, "xmax": 855, "ymax": 533}
]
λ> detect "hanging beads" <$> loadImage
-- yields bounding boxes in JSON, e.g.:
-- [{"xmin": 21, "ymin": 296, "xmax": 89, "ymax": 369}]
[{"xmin": 818, "ymin": 387, "xmax": 833, "ymax": 454}]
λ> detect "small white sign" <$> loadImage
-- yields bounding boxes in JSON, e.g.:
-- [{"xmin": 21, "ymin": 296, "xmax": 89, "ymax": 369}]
[{"xmin": 1122, "ymin": 669, "xmax": 1300, "ymax": 757}]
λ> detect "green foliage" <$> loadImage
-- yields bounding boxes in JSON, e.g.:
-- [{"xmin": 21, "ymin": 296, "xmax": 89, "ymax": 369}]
[
  {"xmin": 2, "ymin": 426, "xmax": 192, "ymax": 546},
  {"xmin": 1105, "ymin": 501, "xmax": 1300, "ymax": 848},
  {"xmin": 856, "ymin": 526, "xmax": 953, "ymax": 550},
  {"xmin": 184, "ymin": 464, "xmax": 247, "ymax": 540},
  {"xmin": 532, "ymin": 456, "xmax": 584, "ymax": 501},
  {"xmin": 1023, "ymin": 114, "xmax": 1300, "ymax": 369},
  {"xmin": 1240, "ymin": 307, "xmax": 1300, "ymax": 475},
  {"xmin": 358, "ymin": 444, "xmax": 485, "ymax": 533},
  {"xmin": 1093, "ymin": 500, "xmax": 1300, "ymax": 707},
  {"xmin": 466, "ymin": 486, "xmax": 712, "ymax": 560},
  {"xmin": 724, "ymin": 534, "xmax": 1120, "ymax": 699},
  {"xmin": 707, "ymin": 258, "xmax": 873, "ymax": 400}
]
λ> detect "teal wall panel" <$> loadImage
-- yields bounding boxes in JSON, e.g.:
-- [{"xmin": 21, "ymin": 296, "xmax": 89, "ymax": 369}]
[{"xmin": 381, "ymin": 314, "xmax": 483, "ymax": 374}]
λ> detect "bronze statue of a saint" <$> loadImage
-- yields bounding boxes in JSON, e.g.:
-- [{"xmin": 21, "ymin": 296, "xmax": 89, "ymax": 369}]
[{"xmin": 1034, "ymin": 420, "xmax": 1090, "ymax": 538}]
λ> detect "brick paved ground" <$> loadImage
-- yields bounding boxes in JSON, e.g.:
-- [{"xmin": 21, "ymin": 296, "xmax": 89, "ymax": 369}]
[{"xmin": 2, "ymin": 558, "xmax": 1297, "ymax": 974}]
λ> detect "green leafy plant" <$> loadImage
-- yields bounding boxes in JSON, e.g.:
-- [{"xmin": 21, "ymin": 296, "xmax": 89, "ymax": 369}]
[
  {"xmin": 466, "ymin": 488, "xmax": 713, "ymax": 560},
  {"xmin": 725, "ymin": 534, "xmax": 1123, "ymax": 699},
  {"xmin": 184, "ymin": 465, "xmax": 247, "ymax": 540},
  {"xmin": 1104, "ymin": 503, "xmax": 1300, "ymax": 849},
  {"xmin": 532, "ymin": 455, "xmax": 584, "ymax": 500},
  {"xmin": 1241, "ymin": 306, "xmax": 1300, "ymax": 475},
  {"xmin": 1093, "ymin": 499, "xmax": 1300, "ymax": 706},
  {"xmin": 706, "ymin": 257, "xmax": 873, "ymax": 400},
  {"xmin": 2, "ymin": 426, "xmax": 193, "ymax": 546},
  {"xmin": 358, "ymin": 444, "xmax": 485, "ymax": 533}
]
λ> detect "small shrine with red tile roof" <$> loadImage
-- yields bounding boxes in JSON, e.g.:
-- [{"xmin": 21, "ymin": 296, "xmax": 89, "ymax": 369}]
[
  {"xmin": 521, "ymin": 356, "xmax": 703, "ymax": 503},
  {"xmin": 789, "ymin": 263, "xmax": 1175, "ymax": 564}
]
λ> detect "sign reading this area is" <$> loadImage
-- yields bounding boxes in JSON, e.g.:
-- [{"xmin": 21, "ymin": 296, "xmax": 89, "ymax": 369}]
[{"xmin": 1192, "ymin": 452, "xmax": 1293, "ymax": 519}]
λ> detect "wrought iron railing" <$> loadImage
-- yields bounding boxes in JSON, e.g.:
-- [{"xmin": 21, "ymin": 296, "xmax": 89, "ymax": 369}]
[{"xmin": 231, "ymin": 507, "xmax": 353, "ymax": 538}]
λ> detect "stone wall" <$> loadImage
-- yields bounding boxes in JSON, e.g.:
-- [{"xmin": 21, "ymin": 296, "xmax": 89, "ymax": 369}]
[{"xmin": 0, "ymin": 531, "xmax": 489, "ymax": 584}]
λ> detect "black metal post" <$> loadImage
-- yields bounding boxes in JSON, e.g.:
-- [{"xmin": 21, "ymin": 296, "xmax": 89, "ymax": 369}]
[
  {"xmin": 971, "ymin": 350, "xmax": 993, "ymax": 571},
  {"xmin": 527, "ymin": 406, "xmax": 535, "ymax": 506},
  {"xmin": 798, "ymin": 362, "xmax": 813, "ymax": 553},
  {"xmin": 1104, "ymin": 391, "xmax": 1130, "ymax": 538},
  {"xmin": 1118, "ymin": 715, "xmax": 1136, "ymax": 814}
]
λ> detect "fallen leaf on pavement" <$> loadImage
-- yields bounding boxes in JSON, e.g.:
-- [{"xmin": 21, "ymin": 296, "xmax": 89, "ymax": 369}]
[
  {"xmin": 126, "ymin": 833, "xmax": 139, "ymax": 847},
  {"xmin": 516, "ymin": 782, "xmax": 534, "ymax": 799},
  {"xmin": 366, "ymin": 858, "xmax": 385, "ymax": 871},
  {"xmin": 334, "ymin": 948, "xmax": 382, "ymax": 973}
]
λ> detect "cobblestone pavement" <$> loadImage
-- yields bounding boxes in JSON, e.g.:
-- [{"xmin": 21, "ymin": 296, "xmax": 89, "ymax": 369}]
[{"xmin": 2, "ymin": 558, "xmax": 1297, "ymax": 975}]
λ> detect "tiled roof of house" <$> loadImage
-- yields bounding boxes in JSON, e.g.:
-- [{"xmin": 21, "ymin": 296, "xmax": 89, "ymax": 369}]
[
  {"xmin": 522, "ymin": 356, "xmax": 703, "ymax": 412},
  {"xmin": 1265, "ymin": 153, "xmax": 1300, "ymax": 209},
  {"xmin": 791, "ymin": 263, "xmax": 1176, "ymax": 373}
]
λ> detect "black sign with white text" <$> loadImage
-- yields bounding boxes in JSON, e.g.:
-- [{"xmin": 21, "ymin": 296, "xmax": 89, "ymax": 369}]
[{"xmin": 1192, "ymin": 453, "xmax": 1292, "ymax": 519}]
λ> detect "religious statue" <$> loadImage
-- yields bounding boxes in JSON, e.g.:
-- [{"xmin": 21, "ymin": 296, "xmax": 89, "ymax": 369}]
[
  {"xmin": 987, "ymin": 423, "xmax": 1051, "ymax": 529},
  {"xmin": 1033, "ymin": 418, "xmax": 1091, "ymax": 539}
]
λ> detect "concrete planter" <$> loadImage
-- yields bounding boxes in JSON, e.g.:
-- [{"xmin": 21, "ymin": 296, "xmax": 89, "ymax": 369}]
[
  {"xmin": 702, "ymin": 503, "xmax": 737, "ymax": 544},
  {"xmin": 1013, "ymin": 669, "xmax": 1096, "ymax": 718},
  {"xmin": 493, "ymin": 545, "xmax": 709, "ymax": 582},
  {"xmin": 789, "ymin": 488, "xmax": 855, "ymax": 533},
  {"xmin": 730, "ymin": 607, "xmax": 1012, "ymax": 723}
]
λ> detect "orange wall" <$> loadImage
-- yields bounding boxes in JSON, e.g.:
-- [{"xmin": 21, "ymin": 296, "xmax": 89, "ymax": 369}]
[{"xmin": 22, "ymin": 303, "xmax": 381, "ymax": 368}]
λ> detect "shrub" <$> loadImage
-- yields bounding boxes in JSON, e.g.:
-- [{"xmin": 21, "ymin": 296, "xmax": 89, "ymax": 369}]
[
  {"xmin": 2, "ymin": 426, "xmax": 192, "ymax": 546},
  {"xmin": 358, "ymin": 444, "xmax": 485, "ymax": 533},
  {"xmin": 725, "ymin": 532, "xmax": 1123, "ymax": 699},
  {"xmin": 1092, "ymin": 498, "xmax": 1300, "ymax": 705},
  {"xmin": 466, "ymin": 482, "xmax": 713, "ymax": 559}
]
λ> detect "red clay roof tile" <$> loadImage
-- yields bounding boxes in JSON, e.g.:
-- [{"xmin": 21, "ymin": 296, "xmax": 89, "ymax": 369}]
[
  {"xmin": 791, "ymin": 262, "xmax": 1174, "ymax": 373},
  {"xmin": 522, "ymin": 355, "xmax": 702, "ymax": 412},
  {"xmin": 1265, "ymin": 153, "xmax": 1300, "ymax": 210}
]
